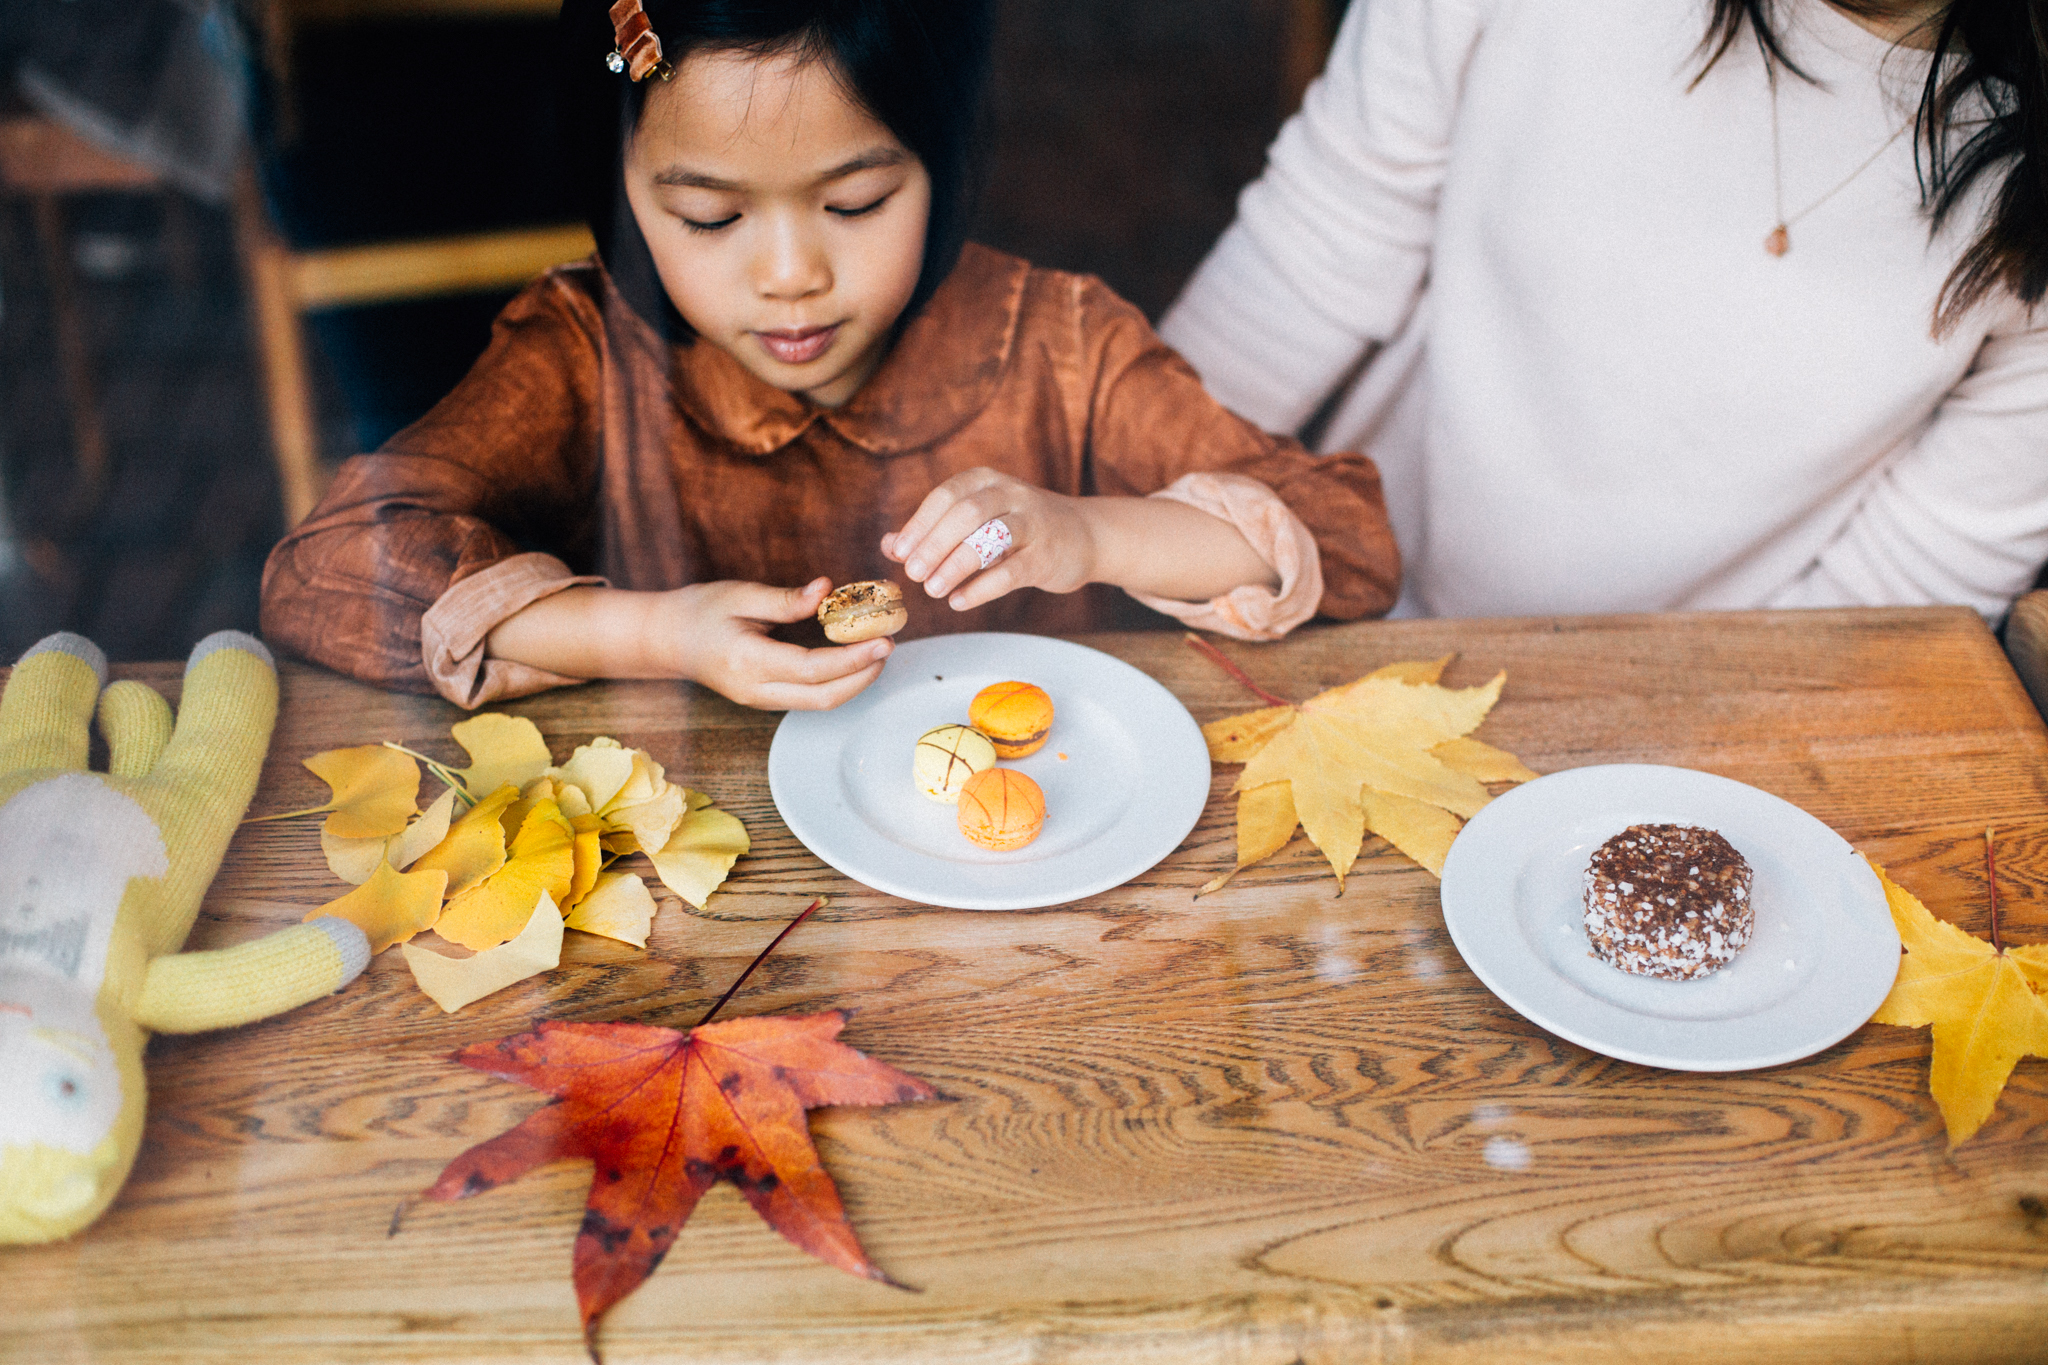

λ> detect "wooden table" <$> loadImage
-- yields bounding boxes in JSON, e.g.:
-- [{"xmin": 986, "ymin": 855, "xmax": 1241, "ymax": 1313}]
[{"xmin": 10, "ymin": 607, "xmax": 2048, "ymax": 1363}]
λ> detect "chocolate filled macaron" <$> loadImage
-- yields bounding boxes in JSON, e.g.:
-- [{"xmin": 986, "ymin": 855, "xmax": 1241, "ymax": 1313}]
[
  {"xmin": 914, "ymin": 723, "xmax": 996, "ymax": 804},
  {"xmin": 817, "ymin": 580, "xmax": 907, "ymax": 643},
  {"xmin": 968, "ymin": 681, "xmax": 1054, "ymax": 758},
  {"xmin": 956, "ymin": 767, "xmax": 1046, "ymax": 851}
]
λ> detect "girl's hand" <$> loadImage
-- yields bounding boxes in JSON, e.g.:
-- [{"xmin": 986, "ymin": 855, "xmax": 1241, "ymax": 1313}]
[
  {"xmin": 666, "ymin": 578, "xmax": 891, "ymax": 710},
  {"xmin": 882, "ymin": 468, "xmax": 1095, "ymax": 612}
]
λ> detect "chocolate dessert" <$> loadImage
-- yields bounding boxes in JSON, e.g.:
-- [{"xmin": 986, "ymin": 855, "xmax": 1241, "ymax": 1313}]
[{"xmin": 1583, "ymin": 823, "xmax": 1753, "ymax": 980}]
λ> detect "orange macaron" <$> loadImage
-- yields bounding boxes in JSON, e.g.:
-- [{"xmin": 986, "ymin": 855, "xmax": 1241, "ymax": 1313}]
[
  {"xmin": 956, "ymin": 767, "xmax": 1046, "ymax": 851},
  {"xmin": 968, "ymin": 681, "xmax": 1054, "ymax": 758}
]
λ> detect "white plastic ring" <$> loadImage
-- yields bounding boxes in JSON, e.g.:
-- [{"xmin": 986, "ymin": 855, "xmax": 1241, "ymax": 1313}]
[{"xmin": 965, "ymin": 517, "xmax": 1013, "ymax": 570}]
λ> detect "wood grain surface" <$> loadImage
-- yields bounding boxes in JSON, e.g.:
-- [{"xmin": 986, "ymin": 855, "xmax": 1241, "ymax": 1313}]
[{"xmin": 8, "ymin": 608, "xmax": 2048, "ymax": 1364}]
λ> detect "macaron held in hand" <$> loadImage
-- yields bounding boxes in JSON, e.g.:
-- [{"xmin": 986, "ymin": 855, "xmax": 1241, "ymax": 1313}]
[{"xmin": 818, "ymin": 580, "xmax": 909, "ymax": 644}]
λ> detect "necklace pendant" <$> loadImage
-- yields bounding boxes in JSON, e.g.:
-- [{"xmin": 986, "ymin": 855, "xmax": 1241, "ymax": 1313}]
[{"xmin": 1765, "ymin": 224, "xmax": 1790, "ymax": 257}]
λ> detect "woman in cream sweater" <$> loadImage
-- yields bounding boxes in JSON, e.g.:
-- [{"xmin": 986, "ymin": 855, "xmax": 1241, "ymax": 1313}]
[{"xmin": 1160, "ymin": 0, "xmax": 2048, "ymax": 619}]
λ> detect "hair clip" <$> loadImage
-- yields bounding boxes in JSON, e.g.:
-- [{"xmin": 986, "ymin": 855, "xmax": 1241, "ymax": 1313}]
[{"xmin": 605, "ymin": 0, "xmax": 673, "ymax": 81}]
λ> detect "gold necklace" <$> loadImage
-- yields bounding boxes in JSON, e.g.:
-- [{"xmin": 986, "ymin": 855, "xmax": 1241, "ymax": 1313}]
[{"xmin": 1765, "ymin": 71, "xmax": 1912, "ymax": 257}]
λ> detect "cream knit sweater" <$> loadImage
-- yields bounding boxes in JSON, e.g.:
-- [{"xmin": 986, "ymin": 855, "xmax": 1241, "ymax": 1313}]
[{"xmin": 1159, "ymin": 0, "xmax": 2048, "ymax": 618}]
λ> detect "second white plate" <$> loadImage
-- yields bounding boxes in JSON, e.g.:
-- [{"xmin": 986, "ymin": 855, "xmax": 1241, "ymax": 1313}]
[
  {"xmin": 1439, "ymin": 764, "xmax": 1899, "ymax": 1071},
  {"xmin": 769, "ymin": 632, "xmax": 1210, "ymax": 910}
]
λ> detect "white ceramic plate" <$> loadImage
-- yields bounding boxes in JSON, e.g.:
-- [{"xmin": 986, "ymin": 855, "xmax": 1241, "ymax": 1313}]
[
  {"xmin": 1439, "ymin": 764, "xmax": 1899, "ymax": 1071},
  {"xmin": 768, "ymin": 633, "xmax": 1209, "ymax": 910}
]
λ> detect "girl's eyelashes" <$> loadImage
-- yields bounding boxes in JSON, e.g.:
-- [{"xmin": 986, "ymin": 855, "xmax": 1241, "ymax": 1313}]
[
  {"xmin": 682, "ymin": 213, "xmax": 741, "ymax": 234},
  {"xmin": 827, "ymin": 192, "xmax": 894, "ymax": 220}
]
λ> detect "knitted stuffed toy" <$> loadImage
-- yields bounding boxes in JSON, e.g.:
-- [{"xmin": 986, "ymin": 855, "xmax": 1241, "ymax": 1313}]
[{"xmin": 0, "ymin": 631, "xmax": 371, "ymax": 1244}]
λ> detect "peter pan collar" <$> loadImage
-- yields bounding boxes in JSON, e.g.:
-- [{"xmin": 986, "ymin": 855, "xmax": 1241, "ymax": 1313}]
[{"xmin": 662, "ymin": 243, "xmax": 1029, "ymax": 457}]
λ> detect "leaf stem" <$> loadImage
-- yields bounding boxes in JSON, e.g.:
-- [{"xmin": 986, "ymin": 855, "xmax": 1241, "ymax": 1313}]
[
  {"xmin": 241, "ymin": 802, "xmax": 336, "ymax": 824},
  {"xmin": 1183, "ymin": 632, "xmax": 1290, "ymax": 708},
  {"xmin": 1986, "ymin": 827, "xmax": 2003, "ymax": 954},
  {"xmin": 382, "ymin": 741, "xmax": 475, "ymax": 805},
  {"xmin": 694, "ymin": 898, "xmax": 825, "ymax": 1028}
]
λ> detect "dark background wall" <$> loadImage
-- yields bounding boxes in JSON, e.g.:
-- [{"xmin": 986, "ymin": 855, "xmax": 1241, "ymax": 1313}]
[{"xmin": 0, "ymin": 0, "xmax": 1337, "ymax": 660}]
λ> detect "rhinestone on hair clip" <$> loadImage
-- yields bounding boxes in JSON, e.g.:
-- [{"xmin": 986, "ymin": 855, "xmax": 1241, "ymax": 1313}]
[{"xmin": 606, "ymin": 0, "xmax": 673, "ymax": 81}]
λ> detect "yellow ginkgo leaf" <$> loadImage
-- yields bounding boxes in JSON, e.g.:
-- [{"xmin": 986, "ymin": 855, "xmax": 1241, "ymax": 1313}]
[
  {"xmin": 553, "ymin": 781, "xmax": 593, "ymax": 820},
  {"xmin": 555, "ymin": 738, "xmax": 638, "ymax": 814},
  {"xmin": 320, "ymin": 787, "xmax": 460, "ymax": 885},
  {"xmin": 451, "ymin": 713, "xmax": 553, "ymax": 802},
  {"xmin": 603, "ymin": 783, "xmax": 686, "ymax": 858},
  {"xmin": 563, "ymin": 871, "xmax": 658, "ymax": 947},
  {"xmin": 307, "ymin": 861, "xmax": 448, "ymax": 954},
  {"xmin": 606, "ymin": 746, "xmax": 670, "ymax": 814},
  {"xmin": 262, "ymin": 744, "xmax": 419, "ymax": 839},
  {"xmin": 411, "ymin": 783, "xmax": 520, "ymax": 898},
  {"xmin": 565, "ymin": 813, "xmax": 605, "ymax": 910},
  {"xmin": 403, "ymin": 890, "xmax": 564, "ymax": 1013},
  {"xmin": 436, "ymin": 799, "xmax": 576, "ymax": 951},
  {"xmin": 499, "ymin": 776, "xmax": 559, "ymax": 844},
  {"xmin": 321, "ymin": 828, "xmax": 395, "ymax": 886},
  {"xmin": 389, "ymin": 787, "xmax": 459, "ymax": 869},
  {"xmin": 647, "ymin": 793, "xmax": 749, "ymax": 910},
  {"xmin": 1868, "ymin": 861, "xmax": 2048, "ymax": 1146}
]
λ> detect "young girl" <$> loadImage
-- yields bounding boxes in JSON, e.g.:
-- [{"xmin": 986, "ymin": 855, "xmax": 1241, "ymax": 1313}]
[
  {"xmin": 1159, "ymin": 0, "xmax": 2048, "ymax": 621},
  {"xmin": 258, "ymin": 0, "xmax": 1400, "ymax": 711}
]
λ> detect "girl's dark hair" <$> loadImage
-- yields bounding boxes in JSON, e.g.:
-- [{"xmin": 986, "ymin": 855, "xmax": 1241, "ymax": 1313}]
[
  {"xmin": 1698, "ymin": 0, "xmax": 2048, "ymax": 334},
  {"xmin": 556, "ymin": 0, "xmax": 995, "ymax": 342}
]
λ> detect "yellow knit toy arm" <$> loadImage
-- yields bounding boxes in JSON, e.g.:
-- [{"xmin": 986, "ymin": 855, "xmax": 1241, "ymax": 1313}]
[
  {"xmin": 133, "ymin": 918, "xmax": 370, "ymax": 1033},
  {"xmin": 0, "ymin": 633, "xmax": 103, "ymax": 783}
]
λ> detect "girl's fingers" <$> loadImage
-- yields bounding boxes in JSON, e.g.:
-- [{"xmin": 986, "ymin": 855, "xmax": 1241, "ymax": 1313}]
[
  {"xmin": 887, "ymin": 469, "xmax": 1004, "ymax": 571},
  {"xmin": 729, "ymin": 577, "xmax": 833, "ymax": 624},
  {"xmin": 918, "ymin": 499, "xmax": 1019, "ymax": 598},
  {"xmin": 745, "ymin": 635, "xmax": 893, "ymax": 687},
  {"xmin": 758, "ymin": 658, "xmax": 889, "ymax": 712},
  {"xmin": 945, "ymin": 555, "xmax": 1021, "ymax": 613}
]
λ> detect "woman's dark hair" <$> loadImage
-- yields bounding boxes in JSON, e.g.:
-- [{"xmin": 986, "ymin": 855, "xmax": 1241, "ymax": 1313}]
[
  {"xmin": 1698, "ymin": 0, "xmax": 2048, "ymax": 335},
  {"xmin": 556, "ymin": 0, "xmax": 995, "ymax": 342}
]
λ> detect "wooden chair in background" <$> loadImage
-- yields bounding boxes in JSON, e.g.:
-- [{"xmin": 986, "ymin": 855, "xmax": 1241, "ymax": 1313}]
[
  {"xmin": 0, "ymin": 114, "xmax": 171, "ymax": 513},
  {"xmin": 2004, "ymin": 591, "xmax": 2048, "ymax": 719},
  {"xmin": 235, "ymin": 184, "xmax": 590, "ymax": 525},
  {"xmin": 243, "ymin": 0, "xmax": 589, "ymax": 527}
]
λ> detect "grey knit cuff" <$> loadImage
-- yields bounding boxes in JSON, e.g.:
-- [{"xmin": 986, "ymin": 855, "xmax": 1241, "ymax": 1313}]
[
  {"xmin": 189, "ymin": 630, "xmax": 275, "ymax": 670},
  {"xmin": 307, "ymin": 916, "xmax": 372, "ymax": 985},
  {"xmin": 20, "ymin": 632, "xmax": 108, "ymax": 686}
]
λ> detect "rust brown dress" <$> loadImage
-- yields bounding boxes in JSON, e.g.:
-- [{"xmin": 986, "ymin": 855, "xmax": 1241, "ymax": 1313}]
[{"xmin": 260, "ymin": 244, "xmax": 1399, "ymax": 699}]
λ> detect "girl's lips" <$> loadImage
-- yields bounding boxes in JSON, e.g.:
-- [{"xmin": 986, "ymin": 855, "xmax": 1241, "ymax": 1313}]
[{"xmin": 756, "ymin": 325, "xmax": 840, "ymax": 366}]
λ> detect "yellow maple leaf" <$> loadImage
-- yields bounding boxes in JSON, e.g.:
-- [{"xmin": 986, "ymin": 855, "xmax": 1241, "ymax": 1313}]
[
  {"xmin": 410, "ymin": 783, "xmax": 520, "ymax": 899},
  {"xmin": 249, "ymin": 744, "xmax": 420, "ymax": 838},
  {"xmin": 647, "ymin": 790, "xmax": 749, "ymax": 909},
  {"xmin": 307, "ymin": 861, "xmax": 448, "ymax": 954},
  {"xmin": 1200, "ymin": 658, "xmax": 1532, "ymax": 891},
  {"xmin": 1868, "ymin": 860, "xmax": 2048, "ymax": 1147},
  {"xmin": 563, "ymin": 871, "xmax": 659, "ymax": 947},
  {"xmin": 451, "ymin": 713, "xmax": 553, "ymax": 802},
  {"xmin": 436, "ymin": 798, "xmax": 576, "ymax": 951}
]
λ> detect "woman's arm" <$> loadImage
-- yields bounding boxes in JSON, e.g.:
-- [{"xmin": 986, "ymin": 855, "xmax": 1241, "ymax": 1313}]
[
  {"xmin": 1157, "ymin": 0, "xmax": 1488, "ymax": 434},
  {"xmin": 1767, "ymin": 311, "xmax": 2048, "ymax": 616}
]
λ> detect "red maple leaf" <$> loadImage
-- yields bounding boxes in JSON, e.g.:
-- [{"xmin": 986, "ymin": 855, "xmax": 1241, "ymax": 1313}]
[{"xmin": 418, "ymin": 1011, "xmax": 936, "ymax": 1357}]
